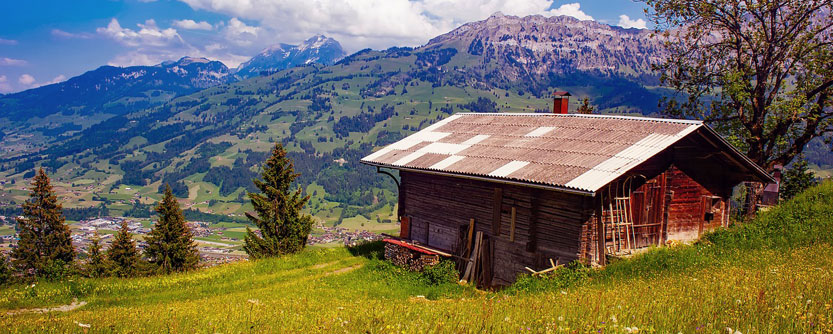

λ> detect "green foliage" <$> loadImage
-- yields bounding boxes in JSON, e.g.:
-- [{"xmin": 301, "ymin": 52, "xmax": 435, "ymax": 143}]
[
  {"xmin": 0, "ymin": 255, "xmax": 11, "ymax": 285},
  {"xmin": 421, "ymin": 260, "xmax": 458, "ymax": 285},
  {"xmin": 145, "ymin": 185, "xmax": 199, "ymax": 273},
  {"xmin": 646, "ymin": 0, "xmax": 833, "ymax": 172},
  {"xmin": 244, "ymin": 144, "xmax": 314, "ymax": 259},
  {"xmin": 85, "ymin": 232, "xmax": 109, "ymax": 278},
  {"xmin": 11, "ymin": 168, "xmax": 75, "ymax": 277},
  {"xmin": 576, "ymin": 97, "xmax": 594, "ymax": 114},
  {"xmin": 780, "ymin": 155, "xmax": 818, "ymax": 201},
  {"xmin": 505, "ymin": 261, "xmax": 591, "ymax": 294},
  {"xmin": 40, "ymin": 259, "xmax": 76, "ymax": 282},
  {"xmin": 107, "ymin": 221, "xmax": 141, "ymax": 278}
]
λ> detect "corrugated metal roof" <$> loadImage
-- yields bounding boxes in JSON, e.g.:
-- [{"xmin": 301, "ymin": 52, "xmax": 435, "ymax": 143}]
[{"xmin": 361, "ymin": 113, "xmax": 765, "ymax": 194}]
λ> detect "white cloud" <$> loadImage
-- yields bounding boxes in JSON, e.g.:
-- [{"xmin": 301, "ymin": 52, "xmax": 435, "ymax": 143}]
[
  {"xmin": 547, "ymin": 3, "xmax": 593, "ymax": 21},
  {"xmin": 51, "ymin": 29, "xmax": 94, "ymax": 39},
  {"xmin": 617, "ymin": 14, "xmax": 647, "ymax": 29},
  {"xmin": 18, "ymin": 74, "xmax": 35, "ymax": 86},
  {"xmin": 0, "ymin": 38, "xmax": 17, "ymax": 45},
  {"xmin": 0, "ymin": 57, "xmax": 27, "ymax": 66},
  {"xmin": 97, "ymin": 18, "xmax": 184, "ymax": 47},
  {"xmin": 173, "ymin": 19, "xmax": 213, "ymax": 31},
  {"xmin": 0, "ymin": 75, "xmax": 12, "ymax": 93},
  {"xmin": 223, "ymin": 18, "xmax": 262, "ymax": 46},
  {"xmin": 44, "ymin": 75, "xmax": 67, "ymax": 85},
  {"xmin": 178, "ymin": 0, "xmax": 597, "ymax": 51}
]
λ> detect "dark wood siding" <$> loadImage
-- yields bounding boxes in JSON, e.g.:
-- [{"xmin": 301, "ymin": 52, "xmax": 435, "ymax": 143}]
[{"xmin": 400, "ymin": 171, "xmax": 595, "ymax": 286}]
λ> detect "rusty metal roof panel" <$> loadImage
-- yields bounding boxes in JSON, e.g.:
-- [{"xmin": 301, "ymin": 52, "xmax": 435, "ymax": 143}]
[{"xmin": 360, "ymin": 113, "xmax": 732, "ymax": 194}]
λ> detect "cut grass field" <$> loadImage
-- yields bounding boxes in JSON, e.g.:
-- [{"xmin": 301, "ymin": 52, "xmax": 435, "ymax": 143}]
[{"xmin": 2, "ymin": 181, "xmax": 833, "ymax": 333}]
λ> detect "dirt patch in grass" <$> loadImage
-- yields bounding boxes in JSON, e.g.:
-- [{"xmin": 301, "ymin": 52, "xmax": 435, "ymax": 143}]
[{"xmin": 6, "ymin": 298, "xmax": 87, "ymax": 315}]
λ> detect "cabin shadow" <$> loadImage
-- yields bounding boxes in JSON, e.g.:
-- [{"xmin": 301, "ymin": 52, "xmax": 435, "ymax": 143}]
[{"xmin": 347, "ymin": 240, "xmax": 386, "ymax": 260}]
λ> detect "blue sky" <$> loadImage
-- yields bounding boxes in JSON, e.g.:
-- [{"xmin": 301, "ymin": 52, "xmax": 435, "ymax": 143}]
[{"xmin": 0, "ymin": 0, "xmax": 650, "ymax": 94}]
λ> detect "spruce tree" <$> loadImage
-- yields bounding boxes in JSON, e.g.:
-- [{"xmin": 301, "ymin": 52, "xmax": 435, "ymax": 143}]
[
  {"xmin": 781, "ymin": 155, "xmax": 818, "ymax": 201},
  {"xmin": 11, "ymin": 168, "xmax": 75, "ymax": 276},
  {"xmin": 244, "ymin": 143, "xmax": 314, "ymax": 259},
  {"xmin": 145, "ymin": 185, "xmax": 199, "ymax": 273},
  {"xmin": 107, "ymin": 221, "xmax": 140, "ymax": 277},
  {"xmin": 0, "ymin": 255, "xmax": 11, "ymax": 285},
  {"xmin": 85, "ymin": 232, "xmax": 108, "ymax": 278},
  {"xmin": 576, "ymin": 97, "xmax": 594, "ymax": 114}
]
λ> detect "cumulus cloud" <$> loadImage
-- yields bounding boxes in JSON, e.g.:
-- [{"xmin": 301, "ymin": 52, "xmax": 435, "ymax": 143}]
[
  {"xmin": 0, "ymin": 57, "xmax": 27, "ymax": 66},
  {"xmin": 18, "ymin": 74, "xmax": 36, "ymax": 86},
  {"xmin": 0, "ymin": 38, "xmax": 17, "ymax": 45},
  {"xmin": 44, "ymin": 75, "xmax": 67, "ymax": 85},
  {"xmin": 0, "ymin": 75, "xmax": 12, "ymax": 93},
  {"xmin": 97, "ymin": 18, "xmax": 185, "ymax": 47},
  {"xmin": 173, "ymin": 19, "xmax": 213, "ymax": 30},
  {"xmin": 547, "ymin": 3, "xmax": 593, "ymax": 21},
  {"xmin": 224, "ymin": 18, "xmax": 262, "ymax": 46},
  {"xmin": 51, "ymin": 29, "xmax": 94, "ymax": 39},
  {"xmin": 617, "ymin": 14, "xmax": 647, "ymax": 29},
  {"xmin": 178, "ymin": 0, "xmax": 596, "ymax": 51},
  {"xmin": 95, "ymin": 0, "xmax": 599, "ymax": 69}
]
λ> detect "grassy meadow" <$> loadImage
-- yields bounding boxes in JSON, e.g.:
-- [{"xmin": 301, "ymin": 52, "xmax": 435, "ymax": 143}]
[{"xmin": 2, "ymin": 181, "xmax": 833, "ymax": 333}]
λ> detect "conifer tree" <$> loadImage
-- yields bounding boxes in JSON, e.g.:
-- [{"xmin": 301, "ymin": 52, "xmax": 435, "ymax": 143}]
[
  {"xmin": 0, "ymin": 255, "xmax": 11, "ymax": 285},
  {"xmin": 576, "ymin": 97, "xmax": 594, "ymax": 114},
  {"xmin": 11, "ymin": 168, "xmax": 75, "ymax": 276},
  {"xmin": 107, "ymin": 221, "xmax": 140, "ymax": 277},
  {"xmin": 145, "ymin": 185, "xmax": 199, "ymax": 273},
  {"xmin": 85, "ymin": 232, "xmax": 108, "ymax": 278},
  {"xmin": 244, "ymin": 143, "xmax": 314, "ymax": 259},
  {"xmin": 780, "ymin": 155, "xmax": 818, "ymax": 201}
]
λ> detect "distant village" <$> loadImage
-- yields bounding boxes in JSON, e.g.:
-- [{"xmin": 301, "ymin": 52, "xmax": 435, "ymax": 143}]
[{"xmin": 0, "ymin": 215, "xmax": 384, "ymax": 266}]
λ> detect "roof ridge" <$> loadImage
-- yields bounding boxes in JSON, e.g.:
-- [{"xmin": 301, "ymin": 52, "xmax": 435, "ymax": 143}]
[{"xmin": 455, "ymin": 112, "xmax": 704, "ymax": 125}]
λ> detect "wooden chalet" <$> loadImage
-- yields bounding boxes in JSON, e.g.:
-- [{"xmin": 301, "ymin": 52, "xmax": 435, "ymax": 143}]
[{"xmin": 361, "ymin": 112, "xmax": 774, "ymax": 286}]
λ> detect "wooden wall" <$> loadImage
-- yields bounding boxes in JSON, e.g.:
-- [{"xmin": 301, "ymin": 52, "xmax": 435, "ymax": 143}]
[
  {"xmin": 664, "ymin": 166, "xmax": 728, "ymax": 241},
  {"xmin": 397, "ymin": 163, "xmax": 731, "ymax": 285},
  {"xmin": 400, "ymin": 171, "xmax": 595, "ymax": 286}
]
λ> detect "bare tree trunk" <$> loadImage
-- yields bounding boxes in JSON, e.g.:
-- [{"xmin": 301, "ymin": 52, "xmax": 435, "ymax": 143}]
[{"xmin": 743, "ymin": 182, "xmax": 764, "ymax": 220}]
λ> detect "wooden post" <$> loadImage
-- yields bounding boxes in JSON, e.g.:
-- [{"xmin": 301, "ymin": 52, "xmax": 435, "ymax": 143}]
[
  {"xmin": 465, "ymin": 219, "xmax": 475, "ymax": 256},
  {"xmin": 492, "ymin": 188, "xmax": 503, "ymax": 236},
  {"xmin": 527, "ymin": 189, "xmax": 540, "ymax": 252},
  {"xmin": 509, "ymin": 207, "xmax": 517, "ymax": 242},
  {"xmin": 596, "ymin": 194, "xmax": 606, "ymax": 266},
  {"xmin": 660, "ymin": 190, "xmax": 673, "ymax": 245}
]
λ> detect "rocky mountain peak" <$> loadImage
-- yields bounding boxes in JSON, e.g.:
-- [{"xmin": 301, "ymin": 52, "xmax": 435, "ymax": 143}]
[{"xmin": 235, "ymin": 35, "xmax": 346, "ymax": 78}]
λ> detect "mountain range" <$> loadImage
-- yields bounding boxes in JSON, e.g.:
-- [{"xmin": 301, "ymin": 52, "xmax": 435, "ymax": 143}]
[
  {"xmin": 235, "ymin": 35, "xmax": 346, "ymax": 78},
  {"xmin": 0, "ymin": 14, "xmax": 827, "ymax": 225}
]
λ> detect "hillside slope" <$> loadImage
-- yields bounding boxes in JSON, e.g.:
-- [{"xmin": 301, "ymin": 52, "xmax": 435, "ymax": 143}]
[
  {"xmin": 2, "ymin": 182, "xmax": 832, "ymax": 332},
  {"xmin": 0, "ymin": 14, "xmax": 674, "ymax": 228},
  {"xmin": 0, "ymin": 57, "xmax": 234, "ymax": 158}
]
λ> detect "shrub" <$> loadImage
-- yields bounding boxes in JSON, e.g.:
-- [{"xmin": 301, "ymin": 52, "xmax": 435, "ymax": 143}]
[{"xmin": 421, "ymin": 260, "xmax": 457, "ymax": 285}]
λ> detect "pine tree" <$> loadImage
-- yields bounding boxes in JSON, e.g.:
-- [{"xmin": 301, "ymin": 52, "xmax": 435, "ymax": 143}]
[
  {"xmin": 0, "ymin": 255, "xmax": 11, "ymax": 285},
  {"xmin": 145, "ymin": 185, "xmax": 199, "ymax": 273},
  {"xmin": 244, "ymin": 143, "xmax": 314, "ymax": 259},
  {"xmin": 780, "ymin": 155, "xmax": 818, "ymax": 201},
  {"xmin": 576, "ymin": 97, "xmax": 594, "ymax": 114},
  {"xmin": 11, "ymin": 168, "xmax": 75, "ymax": 276},
  {"xmin": 107, "ymin": 221, "xmax": 140, "ymax": 277},
  {"xmin": 85, "ymin": 232, "xmax": 108, "ymax": 278}
]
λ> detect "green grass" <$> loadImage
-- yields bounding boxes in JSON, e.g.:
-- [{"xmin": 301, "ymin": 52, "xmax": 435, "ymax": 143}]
[{"xmin": 2, "ymin": 182, "xmax": 833, "ymax": 333}]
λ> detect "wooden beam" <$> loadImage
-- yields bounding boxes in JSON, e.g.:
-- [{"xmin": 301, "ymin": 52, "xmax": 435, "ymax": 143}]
[
  {"xmin": 509, "ymin": 207, "xmax": 517, "ymax": 242},
  {"xmin": 595, "ymin": 194, "xmax": 606, "ymax": 266},
  {"xmin": 492, "ymin": 188, "xmax": 503, "ymax": 236}
]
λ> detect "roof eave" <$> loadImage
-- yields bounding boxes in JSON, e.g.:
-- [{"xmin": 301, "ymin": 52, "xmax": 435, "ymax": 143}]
[
  {"xmin": 360, "ymin": 160, "xmax": 597, "ymax": 197},
  {"xmin": 699, "ymin": 125, "xmax": 776, "ymax": 184}
]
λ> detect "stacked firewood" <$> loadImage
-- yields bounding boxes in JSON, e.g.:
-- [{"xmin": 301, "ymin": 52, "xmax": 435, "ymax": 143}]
[{"xmin": 384, "ymin": 243, "xmax": 439, "ymax": 271}]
